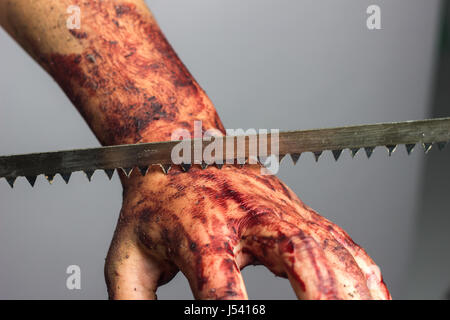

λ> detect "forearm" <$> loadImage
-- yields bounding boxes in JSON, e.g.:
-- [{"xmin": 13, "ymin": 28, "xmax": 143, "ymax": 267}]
[{"xmin": 0, "ymin": 0, "xmax": 224, "ymax": 145}]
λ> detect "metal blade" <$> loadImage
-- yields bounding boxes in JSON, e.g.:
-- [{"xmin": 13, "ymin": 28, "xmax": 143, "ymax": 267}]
[
  {"xmin": 313, "ymin": 151, "xmax": 322, "ymax": 162},
  {"xmin": 386, "ymin": 145, "xmax": 397, "ymax": 156},
  {"xmin": 422, "ymin": 142, "xmax": 433, "ymax": 154},
  {"xmin": 215, "ymin": 163, "xmax": 224, "ymax": 170},
  {"xmin": 104, "ymin": 169, "xmax": 115, "ymax": 180},
  {"xmin": 350, "ymin": 148, "xmax": 359, "ymax": 158},
  {"xmin": 121, "ymin": 167, "xmax": 133, "ymax": 177},
  {"xmin": 60, "ymin": 172, "xmax": 71, "ymax": 184},
  {"xmin": 405, "ymin": 143, "xmax": 415, "ymax": 155},
  {"xmin": 25, "ymin": 175, "xmax": 37, "ymax": 187},
  {"xmin": 139, "ymin": 166, "xmax": 149, "ymax": 176},
  {"xmin": 84, "ymin": 170, "xmax": 95, "ymax": 181},
  {"xmin": 5, "ymin": 177, "xmax": 16, "ymax": 188},
  {"xmin": 45, "ymin": 174, "xmax": 55, "ymax": 184},
  {"xmin": 1, "ymin": 117, "xmax": 449, "ymax": 183},
  {"xmin": 364, "ymin": 147, "xmax": 375, "ymax": 158},
  {"xmin": 160, "ymin": 164, "xmax": 171, "ymax": 174},
  {"xmin": 181, "ymin": 163, "xmax": 191, "ymax": 172},
  {"xmin": 290, "ymin": 153, "xmax": 301, "ymax": 165},
  {"xmin": 332, "ymin": 149, "xmax": 343, "ymax": 161}
]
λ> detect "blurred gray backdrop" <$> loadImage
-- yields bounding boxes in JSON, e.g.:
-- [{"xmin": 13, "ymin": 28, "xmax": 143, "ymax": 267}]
[{"xmin": 0, "ymin": 0, "xmax": 448, "ymax": 299}]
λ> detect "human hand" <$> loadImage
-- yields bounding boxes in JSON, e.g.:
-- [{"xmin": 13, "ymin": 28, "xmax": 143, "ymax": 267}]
[{"xmin": 105, "ymin": 165, "xmax": 391, "ymax": 300}]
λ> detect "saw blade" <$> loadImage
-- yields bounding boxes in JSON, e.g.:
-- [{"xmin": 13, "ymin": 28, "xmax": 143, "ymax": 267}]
[{"xmin": 1, "ymin": 117, "xmax": 449, "ymax": 187}]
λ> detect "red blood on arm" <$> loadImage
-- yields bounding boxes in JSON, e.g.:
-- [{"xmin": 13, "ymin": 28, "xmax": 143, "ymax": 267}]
[{"xmin": 36, "ymin": 1, "xmax": 224, "ymax": 146}]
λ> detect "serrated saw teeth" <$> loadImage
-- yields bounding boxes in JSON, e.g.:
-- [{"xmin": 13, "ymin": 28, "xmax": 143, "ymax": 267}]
[
  {"xmin": 1, "ymin": 118, "xmax": 449, "ymax": 186},
  {"xmin": 159, "ymin": 164, "xmax": 172, "ymax": 174},
  {"xmin": 180, "ymin": 163, "xmax": 191, "ymax": 172},
  {"xmin": 1, "ymin": 139, "xmax": 449, "ymax": 187},
  {"xmin": 104, "ymin": 169, "xmax": 115, "ymax": 180},
  {"xmin": 25, "ymin": 175, "xmax": 37, "ymax": 187},
  {"xmin": 290, "ymin": 153, "xmax": 301, "ymax": 165},
  {"xmin": 364, "ymin": 147, "xmax": 375, "ymax": 158},
  {"xmin": 350, "ymin": 148, "xmax": 359, "ymax": 158},
  {"xmin": 331, "ymin": 150, "xmax": 342, "ymax": 161},
  {"xmin": 313, "ymin": 151, "xmax": 322, "ymax": 162},
  {"xmin": 121, "ymin": 167, "xmax": 133, "ymax": 177},
  {"xmin": 45, "ymin": 174, "xmax": 56, "ymax": 184},
  {"xmin": 422, "ymin": 142, "xmax": 433, "ymax": 154},
  {"xmin": 138, "ymin": 166, "xmax": 149, "ymax": 176},
  {"xmin": 405, "ymin": 143, "xmax": 415, "ymax": 155},
  {"xmin": 215, "ymin": 163, "xmax": 224, "ymax": 169},
  {"xmin": 84, "ymin": 170, "xmax": 95, "ymax": 181},
  {"xmin": 386, "ymin": 145, "xmax": 397, "ymax": 156},
  {"xmin": 60, "ymin": 172, "xmax": 71, "ymax": 184},
  {"xmin": 5, "ymin": 176, "xmax": 16, "ymax": 188}
]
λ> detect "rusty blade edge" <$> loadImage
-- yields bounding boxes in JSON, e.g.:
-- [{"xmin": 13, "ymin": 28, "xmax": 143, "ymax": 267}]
[{"xmin": 0, "ymin": 117, "xmax": 449, "ymax": 182}]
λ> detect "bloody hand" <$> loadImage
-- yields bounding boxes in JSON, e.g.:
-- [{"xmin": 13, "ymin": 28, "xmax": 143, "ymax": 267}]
[
  {"xmin": 0, "ymin": 0, "xmax": 390, "ymax": 300},
  {"xmin": 106, "ymin": 164, "xmax": 390, "ymax": 299}
]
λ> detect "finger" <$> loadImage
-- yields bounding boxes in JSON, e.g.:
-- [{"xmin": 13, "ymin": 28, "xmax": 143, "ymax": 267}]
[
  {"xmin": 265, "ymin": 177, "xmax": 390, "ymax": 299},
  {"xmin": 292, "ymin": 218, "xmax": 375, "ymax": 299},
  {"xmin": 297, "ymin": 205, "xmax": 391, "ymax": 299},
  {"xmin": 105, "ymin": 224, "xmax": 175, "ymax": 300},
  {"xmin": 178, "ymin": 240, "xmax": 248, "ymax": 300},
  {"xmin": 320, "ymin": 215, "xmax": 391, "ymax": 299},
  {"xmin": 284, "ymin": 205, "xmax": 391, "ymax": 299},
  {"xmin": 241, "ymin": 213, "xmax": 339, "ymax": 300}
]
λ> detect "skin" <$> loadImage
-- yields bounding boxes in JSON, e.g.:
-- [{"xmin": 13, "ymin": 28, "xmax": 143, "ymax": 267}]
[{"xmin": 0, "ymin": 0, "xmax": 391, "ymax": 300}]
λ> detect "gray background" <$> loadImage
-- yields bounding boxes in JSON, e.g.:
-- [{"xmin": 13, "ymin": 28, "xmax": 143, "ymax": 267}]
[{"xmin": 0, "ymin": 0, "xmax": 448, "ymax": 299}]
